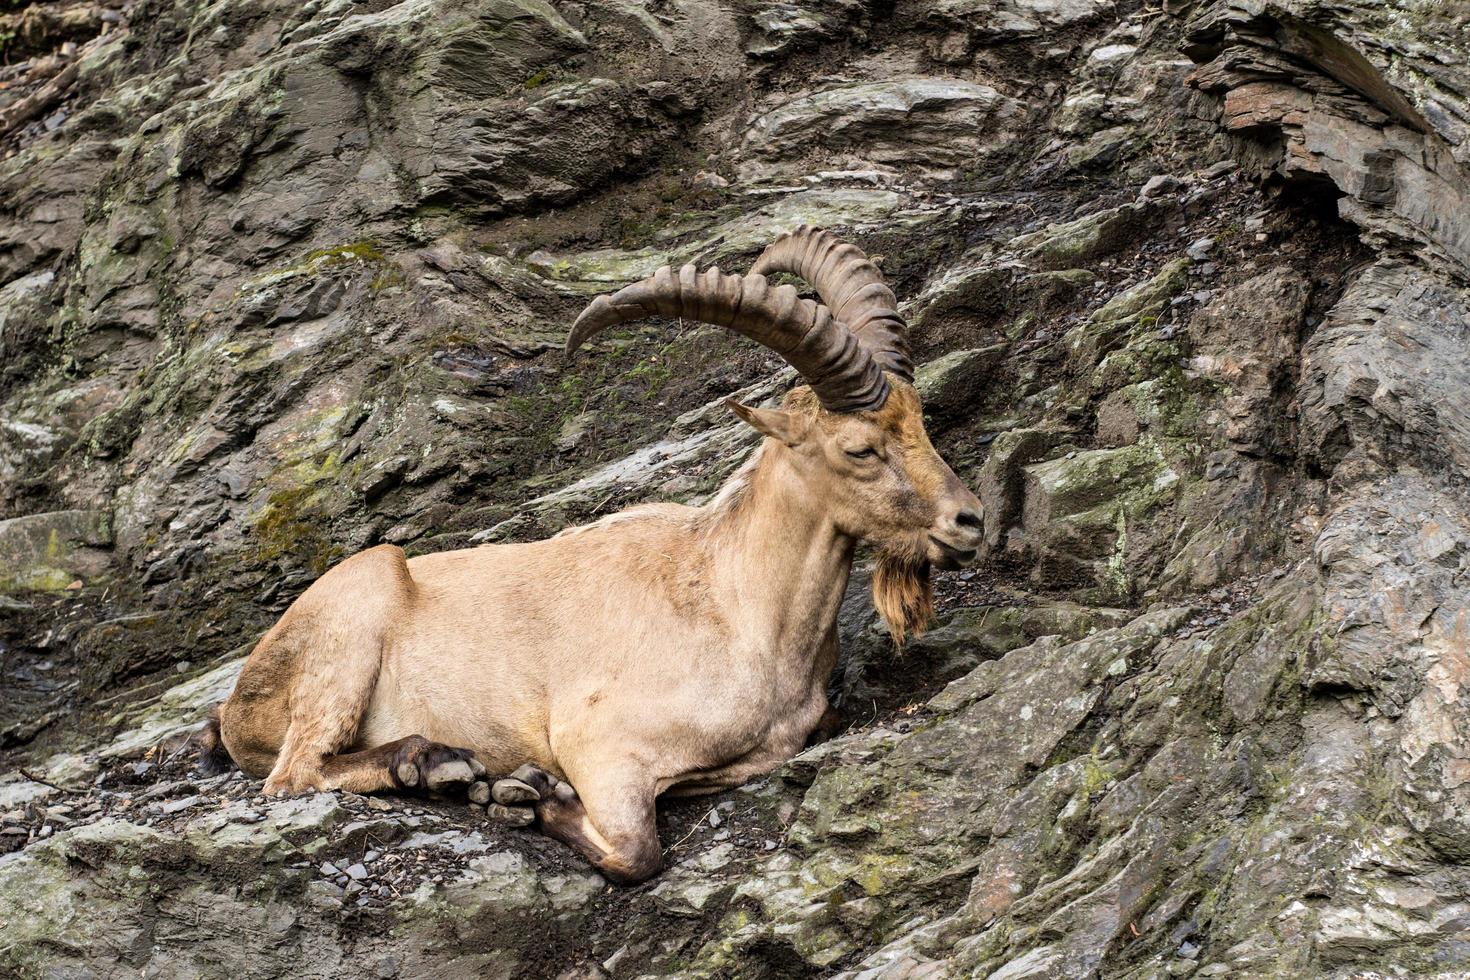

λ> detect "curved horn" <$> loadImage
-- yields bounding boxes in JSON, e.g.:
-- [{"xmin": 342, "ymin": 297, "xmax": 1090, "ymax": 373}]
[
  {"xmin": 567, "ymin": 263, "xmax": 890, "ymax": 413},
  {"xmin": 749, "ymin": 225, "xmax": 913, "ymax": 382}
]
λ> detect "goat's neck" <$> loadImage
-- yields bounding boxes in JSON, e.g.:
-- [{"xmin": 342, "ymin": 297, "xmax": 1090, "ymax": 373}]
[{"xmin": 707, "ymin": 443, "xmax": 854, "ymax": 659}]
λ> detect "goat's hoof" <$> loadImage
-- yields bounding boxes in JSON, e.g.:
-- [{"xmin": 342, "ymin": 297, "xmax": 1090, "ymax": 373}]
[
  {"xmin": 492, "ymin": 776, "xmax": 540, "ymax": 806},
  {"xmin": 263, "ymin": 768, "xmax": 319, "ymax": 796},
  {"xmin": 487, "ymin": 763, "xmax": 566, "ymax": 828},
  {"xmin": 494, "ymin": 763, "xmax": 581, "ymax": 807},
  {"xmin": 391, "ymin": 738, "xmax": 485, "ymax": 797},
  {"xmin": 486, "ymin": 802, "xmax": 536, "ymax": 827},
  {"xmin": 426, "ymin": 759, "xmax": 474, "ymax": 790}
]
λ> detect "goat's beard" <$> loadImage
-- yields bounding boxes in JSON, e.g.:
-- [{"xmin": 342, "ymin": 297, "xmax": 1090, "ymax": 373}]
[{"xmin": 872, "ymin": 547, "xmax": 934, "ymax": 648}]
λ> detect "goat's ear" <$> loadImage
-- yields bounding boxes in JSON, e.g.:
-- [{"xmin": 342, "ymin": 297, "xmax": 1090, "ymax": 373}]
[{"xmin": 726, "ymin": 399, "xmax": 809, "ymax": 446}]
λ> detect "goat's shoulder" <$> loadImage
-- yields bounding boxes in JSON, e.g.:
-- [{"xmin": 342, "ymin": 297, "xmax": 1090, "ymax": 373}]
[{"xmin": 554, "ymin": 503, "xmax": 718, "ymax": 607}]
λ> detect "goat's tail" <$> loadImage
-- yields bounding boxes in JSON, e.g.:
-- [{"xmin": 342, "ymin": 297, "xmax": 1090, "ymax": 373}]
[{"xmin": 191, "ymin": 705, "xmax": 237, "ymax": 776}]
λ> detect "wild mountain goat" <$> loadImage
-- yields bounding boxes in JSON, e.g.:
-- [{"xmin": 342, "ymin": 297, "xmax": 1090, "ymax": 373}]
[{"xmin": 205, "ymin": 227, "xmax": 984, "ymax": 883}]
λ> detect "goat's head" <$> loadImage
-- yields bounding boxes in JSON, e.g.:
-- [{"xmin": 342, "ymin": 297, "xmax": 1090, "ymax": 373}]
[{"xmin": 567, "ymin": 226, "xmax": 983, "ymax": 642}]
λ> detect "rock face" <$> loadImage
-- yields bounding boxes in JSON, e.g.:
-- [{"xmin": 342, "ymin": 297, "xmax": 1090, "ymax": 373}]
[
  {"xmin": 3, "ymin": 0, "xmax": 1470, "ymax": 977},
  {"xmin": 740, "ymin": 77, "xmax": 1027, "ymax": 178}
]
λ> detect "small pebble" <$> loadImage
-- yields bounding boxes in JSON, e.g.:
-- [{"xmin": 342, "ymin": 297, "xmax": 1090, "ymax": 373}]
[
  {"xmin": 1139, "ymin": 174, "xmax": 1183, "ymax": 199},
  {"xmin": 1186, "ymin": 237, "xmax": 1215, "ymax": 262},
  {"xmin": 1201, "ymin": 159, "xmax": 1237, "ymax": 180}
]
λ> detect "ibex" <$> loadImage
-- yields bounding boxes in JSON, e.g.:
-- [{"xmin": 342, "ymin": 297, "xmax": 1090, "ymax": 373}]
[{"xmin": 205, "ymin": 227, "xmax": 984, "ymax": 883}]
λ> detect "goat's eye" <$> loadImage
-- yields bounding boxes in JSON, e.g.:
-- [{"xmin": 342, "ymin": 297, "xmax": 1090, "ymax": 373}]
[{"xmin": 845, "ymin": 447, "xmax": 877, "ymax": 460}]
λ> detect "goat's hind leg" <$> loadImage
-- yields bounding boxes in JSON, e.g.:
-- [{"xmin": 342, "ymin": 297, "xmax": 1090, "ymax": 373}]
[
  {"xmin": 493, "ymin": 764, "xmax": 660, "ymax": 884},
  {"xmin": 259, "ymin": 619, "xmax": 382, "ymax": 797},
  {"xmin": 249, "ymin": 546, "xmax": 415, "ymax": 795}
]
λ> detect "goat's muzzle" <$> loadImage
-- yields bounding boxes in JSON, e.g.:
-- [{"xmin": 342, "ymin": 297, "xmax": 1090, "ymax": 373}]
[{"xmin": 926, "ymin": 500, "xmax": 983, "ymax": 570}]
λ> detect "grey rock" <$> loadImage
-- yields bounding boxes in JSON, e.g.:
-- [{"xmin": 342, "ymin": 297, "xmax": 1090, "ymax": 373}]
[
  {"xmin": 1300, "ymin": 261, "xmax": 1470, "ymax": 478},
  {"xmin": 1186, "ymin": 2, "xmax": 1470, "ymax": 269},
  {"xmin": 157, "ymin": 795, "xmax": 202, "ymax": 815},
  {"xmin": 1201, "ymin": 159, "xmax": 1237, "ymax": 180},
  {"xmin": 744, "ymin": 0, "xmax": 871, "ymax": 57},
  {"xmin": 1140, "ymin": 174, "xmax": 1184, "ymax": 199},
  {"xmin": 913, "ymin": 0, "xmax": 1115, "ymax": 40},
  {"xmin": 0, "ymin": 510, "xmax": 113, "ymax": 592},
  {"xmin": 1188, "ymin": 268, "xmax": 1311, "ymax": 456},
  {"xmin": 741, "ymin": 78, "xmax": 1028, "ymax": 179},
  {"xmin": 1185, "ymin": 236, "xmax": 1215, "ymax": 261},
  {"xmin": 913, "ymin": 345, "xmax": 1007, "ymax": 424}
]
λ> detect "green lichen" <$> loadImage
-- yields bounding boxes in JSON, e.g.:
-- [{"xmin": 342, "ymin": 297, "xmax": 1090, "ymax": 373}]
[
  {"xmin": 1010, "ymin": 205, "xmax": 1149, "ymax": 269},
  {"xmin": 1, "ymin": 566, "xmax": 74, "ymax": 592},
  {"xmin": 245, "ymin": 240, "xmax": 389, "ymax": 293},
  {"xmin": 1067, "ymin": 258, "xmax": 1192, "ymax": 375},
  {"xmin": 1080, "ymin": 752, "xmax": 1116, "ymax": 795},
  {"xmin": 1103, "ymin": 506, "xmax": 1132, "ymax": 601},
  {"xmin": 249, "ymin": 484, "xmax": 342, "ymax": 576}
]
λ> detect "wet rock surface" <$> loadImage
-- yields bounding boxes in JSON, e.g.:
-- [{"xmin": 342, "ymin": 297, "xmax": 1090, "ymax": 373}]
[{"xmin": 3, "ymin": 0, "xmax": 1470, "ymax": 976}]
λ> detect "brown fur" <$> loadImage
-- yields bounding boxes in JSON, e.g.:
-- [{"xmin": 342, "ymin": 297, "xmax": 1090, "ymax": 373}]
[
  {"xmin": 872, "ymin": 550, "xmax": 935, "ymax": 647},
  {"xmin": 214, "ymin": 376, "xmax": 982, "ymax": 883}
]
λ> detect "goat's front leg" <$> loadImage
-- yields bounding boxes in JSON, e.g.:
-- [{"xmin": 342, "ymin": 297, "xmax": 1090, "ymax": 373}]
[
  {"xmin": 492, "ymin": 764, "xmax": 660, "ymax": 884},
  {"xmin": 806, "ymin": 703, "xmax": 846, "ymax": 747},
  {"xmin": 273, "ymin": 734, "xmax": 492, "ymax": 800}
]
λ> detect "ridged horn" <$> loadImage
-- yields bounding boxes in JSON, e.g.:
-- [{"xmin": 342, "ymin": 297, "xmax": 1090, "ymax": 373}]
[
  {"xmin": 749, "ymin": 225, "xmax": 913, "ymax": 382},
  {"xmin": 566, "ymin": 263, "xmax": 890, "ymax": 413}
]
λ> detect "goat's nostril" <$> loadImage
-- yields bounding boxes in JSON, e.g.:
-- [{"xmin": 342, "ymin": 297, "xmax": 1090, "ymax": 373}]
[{"xmin": 954, "ymin": 508, "xmax": 983, "ymax": 531}]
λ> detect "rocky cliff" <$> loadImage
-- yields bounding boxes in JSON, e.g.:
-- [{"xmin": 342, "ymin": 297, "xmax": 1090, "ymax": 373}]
[{"xmin": 3, "ymin": 0, "xmax": 1470, "ymax": 976}]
